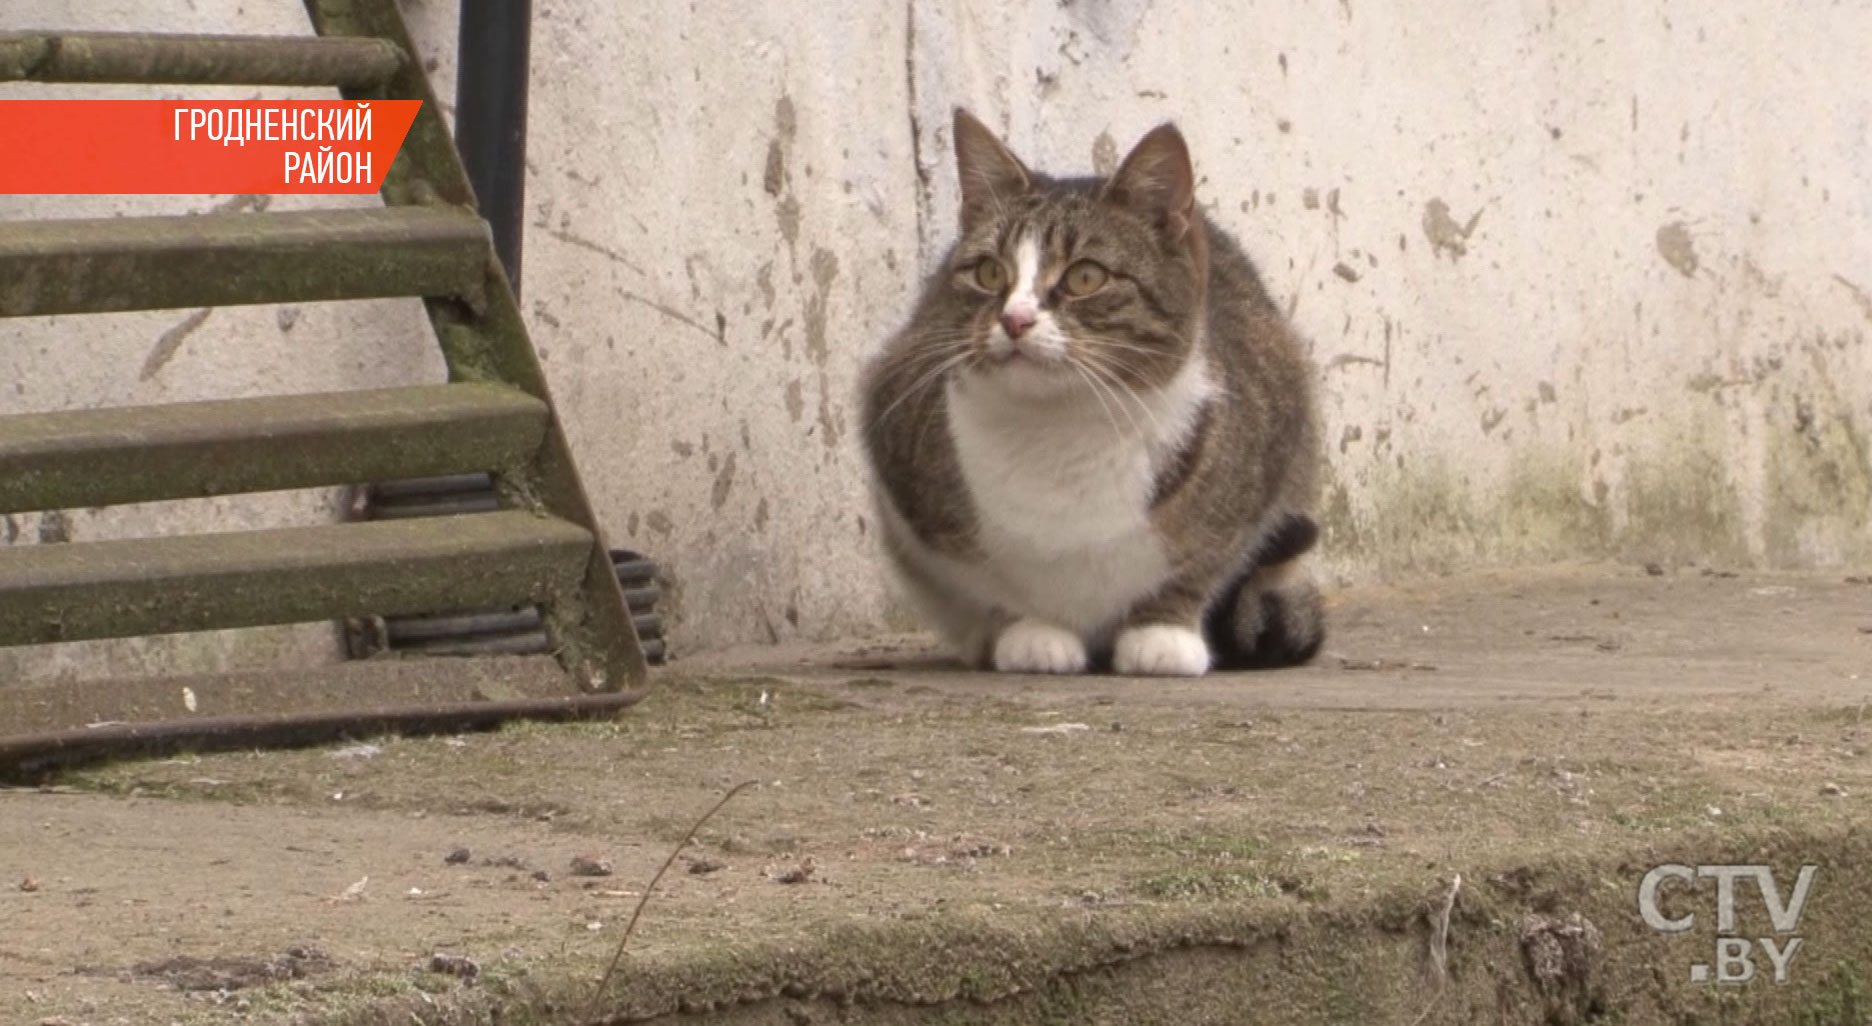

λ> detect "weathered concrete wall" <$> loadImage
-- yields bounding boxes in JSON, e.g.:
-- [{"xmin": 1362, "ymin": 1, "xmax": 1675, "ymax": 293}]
[
  {"xmin": 909, "ymin": 1, "xmax": 1872, "ymax": 580},
  {"xmin": 3, "ymin": 0, "xmax": 1869, "ymax": 679}
]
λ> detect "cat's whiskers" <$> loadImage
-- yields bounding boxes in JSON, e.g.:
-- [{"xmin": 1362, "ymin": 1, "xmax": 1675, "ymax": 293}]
[
  {"xmin": 1072, "ymin": 331, "xmax": 1180, "ymax": 354},
  {"xmin": 1075, "ymin": 342, "xmax": 1185, "ymax": 394},
  {"xmin": 1071, "ymin": 333, "xmax": 1185, "ymax": 378},
  {"xmin": 1075, "ymin": 332, "xmax": 1225, "ymax": 416},
  {"xmin": 1075, "ymin": 349, "xmax": 1170, "ymax": 439},
  {"xmin": 880, "ymin": 345, "xmax": 975, "ymax": 412},
  {"xmin": 1066, "ymin": 359, "xmax": 1134, "ymax": 442},
  {"xmin": 906, "ymin": 339, "xmax": 994, "ymax": 456},
  {"xmin": 869, "ymin": 339, "xmax": 978, "ymax": 428},
  {"xmin": 904, "ymin": 353, "xmax": 981, "ymax": 461},
  {"xmin": 910, "ymin": 366, "xmax": 960, "ymax": 456}
]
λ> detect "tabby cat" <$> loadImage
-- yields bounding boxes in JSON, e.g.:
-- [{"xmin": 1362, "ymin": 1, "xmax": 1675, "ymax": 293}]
[{"xmin": 858, "ymin": 108, "xmax": 1325, "ymax": 677}]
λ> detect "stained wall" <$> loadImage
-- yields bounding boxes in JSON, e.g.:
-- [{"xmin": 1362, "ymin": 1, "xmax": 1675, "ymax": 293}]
[{"xmin": 3, "ymin": 1, "xmax": 1867, "ymax": 678}]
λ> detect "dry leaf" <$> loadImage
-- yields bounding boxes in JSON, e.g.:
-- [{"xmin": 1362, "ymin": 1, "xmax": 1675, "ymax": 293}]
[
  {"xmin": 1020, "ymin": 723, "xmax": 1090, "ymax": 735},
  {"xmin": 771, "ymin": 856, "xmax": 817, "ymax": 884},
  {"xmin": 330, "ymin": 875, "xmax": 369, "ymax": 902},
  {"xmin": 569, "ymin": 855, "xmax": 614, "ymax": 877}
]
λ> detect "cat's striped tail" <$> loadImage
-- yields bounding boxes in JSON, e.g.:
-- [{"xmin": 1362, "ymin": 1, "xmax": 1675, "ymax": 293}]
[{"xmin": 1204, "ymin": 512, "xmax": 1327, "ymax": 669}]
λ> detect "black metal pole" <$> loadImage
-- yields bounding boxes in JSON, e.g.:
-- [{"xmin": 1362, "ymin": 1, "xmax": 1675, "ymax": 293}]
[{"xmin": 454, "ymin": 0, "xmax": 532, "ymax": 295}]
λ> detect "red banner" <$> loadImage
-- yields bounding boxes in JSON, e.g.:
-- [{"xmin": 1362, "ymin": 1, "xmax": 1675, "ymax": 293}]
[{"xmin": 0, "ymin": 100, "xmax": 420, "ymax": 195}]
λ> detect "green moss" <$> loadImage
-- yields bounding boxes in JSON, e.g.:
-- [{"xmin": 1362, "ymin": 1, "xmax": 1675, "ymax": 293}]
[
  {"xmin": 1135, "ymin": 827, "xmax": 1267, "ymax": 862},
  {"xmin": 1318, "ymin": 451, "xmax": 1609, "ymax": 576},
  {"xmin": 1316, "ymin": 456, "xmax": 1481, "ymax": 576},
  {"xmin": 1317, "ymin": 331, "xmax": 1872, "ymax": 578},
  {"xmin": 1133, "ymin": 869, "xmax": 1281, "ymax": 901},
  {"xmin": 1791, "ymin": 961, "xmax": 1868, "ymax": 1026},
  {"xmin": 1762, "ymin": 393, "xmax": 1872, "ymax": 565},
  {"xmin": 1314, "ymin": 419, "xmax": 1853, "ymax": 579},
  {"xmin": 1496, "ymin": 455, "xmax": 1616, "ymax": 559},
  {"xmin": 1622, "ymin": 440, "xmax": 1748, "ymax": 567}
]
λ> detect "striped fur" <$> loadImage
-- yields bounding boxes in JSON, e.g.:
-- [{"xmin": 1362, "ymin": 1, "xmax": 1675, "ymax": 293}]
[{"xmin": 859, "ymin": 109, "xmax": 1324, "ymax": 676}]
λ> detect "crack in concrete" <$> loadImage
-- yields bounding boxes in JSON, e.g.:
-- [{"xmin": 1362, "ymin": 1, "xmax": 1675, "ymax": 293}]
[
  {"xmin": 1832, "ymin": 273, "xmax": 1872, "ymax": 326},
  {"xmin": 904, "ymin": 0, "xmax": 932, "ymax": 272},
  {"xmin": 614, "ymin": 288, "xmax": 718, "ymax": 345},
  {"xmin": 139, "ymin": 308, "xmax": 213, "ymax": 382},
  {"xmin": 544, "ymin": 228, "xmax": 647, "ymax": 278}
]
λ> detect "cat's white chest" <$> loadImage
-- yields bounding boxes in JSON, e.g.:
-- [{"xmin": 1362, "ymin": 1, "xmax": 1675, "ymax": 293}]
[{"xmin": 944, "ymin": 363, "xmax": 1210, "ymax": 633}]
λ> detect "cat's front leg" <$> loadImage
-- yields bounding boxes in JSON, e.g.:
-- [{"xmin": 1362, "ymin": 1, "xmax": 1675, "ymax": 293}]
[
  {"xmin": 1112, "ymin": 622, "xmax": 1211, "ymax": 676},
  {"xmin": 877, "ymin": 525, "xmax": 1008, "ymax": 670},
  {"xmin": 1112, "ymin": 579, "xmax": 1213, "ymax": 677},
  {"xmin": 878, "ymin": 541, "xmax": 1084, "ymax": 673},
  {"xmin": 991, "ymin": 618, "xmax": 1090, "ymax": 674}
]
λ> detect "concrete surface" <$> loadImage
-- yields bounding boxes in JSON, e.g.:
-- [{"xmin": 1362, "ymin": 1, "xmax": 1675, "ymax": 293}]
[
  {"xmin": 2, "ymin": 565, "xmax": 1870, "ymax": 1025},
  {"xmin": 3, "ymin": 1, "xmax": 1871, "ymax": 676}
]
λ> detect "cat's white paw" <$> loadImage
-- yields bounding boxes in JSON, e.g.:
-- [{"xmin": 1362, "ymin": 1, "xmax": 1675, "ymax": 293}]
[
  {"xmin": 993, "ymin": 620, "xmax": 1089, "ymax": 674},
  {"xmin": 1113, "ymin": 625, "xmax": 1211, "ymax": 677}
]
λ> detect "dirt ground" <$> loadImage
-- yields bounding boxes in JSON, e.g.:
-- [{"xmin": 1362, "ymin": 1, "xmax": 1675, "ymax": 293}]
[{"xmin": 3, "ymin": 562, "xmax": 1871, "ymax": 1025}]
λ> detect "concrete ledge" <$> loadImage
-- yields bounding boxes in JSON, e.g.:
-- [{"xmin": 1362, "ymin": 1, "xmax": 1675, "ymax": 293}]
[
  {"xmin": 3, "ymin": 564, "xmax": 1868, "ymax": 1025},
  {"xmin": 337, "ymin": 828, "xmax": 1872, "ymax": 1025}
]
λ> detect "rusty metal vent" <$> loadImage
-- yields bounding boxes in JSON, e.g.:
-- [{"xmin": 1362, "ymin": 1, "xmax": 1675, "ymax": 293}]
[{"xmin": 344, "ymin": 474, "xmax": 667, "ymax": 664}]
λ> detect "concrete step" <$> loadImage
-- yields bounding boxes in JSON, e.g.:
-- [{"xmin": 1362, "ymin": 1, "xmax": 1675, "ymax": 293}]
[
  {"xmin": 0, "ymin": 510, "xmax": 592, "ymax": 646},
  {"xmin": 0, "ymin": 31, "xmax": 405, "ymax": 88},
  {"xmin": 0, "ymin": 382, "xmax": 548, "ymax": 513},
  {"xmin": 0, "ymin": 207, "xmax": 491, "ymax": 318}
]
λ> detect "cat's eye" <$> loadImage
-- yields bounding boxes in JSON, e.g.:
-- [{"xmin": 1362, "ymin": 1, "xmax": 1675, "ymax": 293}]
[
  {"xmin": 973, "ymin": 259, "xmax": 1008, "ymax": 292},
  {"xmin": 1060, "ymin": 260, "xmax": 1110, "ymax": 298}
]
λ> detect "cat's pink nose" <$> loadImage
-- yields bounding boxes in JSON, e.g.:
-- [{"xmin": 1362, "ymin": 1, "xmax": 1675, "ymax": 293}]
[{"xmin": 1000, "ymin": 309, "xmax": 1037, "ymax": 339}]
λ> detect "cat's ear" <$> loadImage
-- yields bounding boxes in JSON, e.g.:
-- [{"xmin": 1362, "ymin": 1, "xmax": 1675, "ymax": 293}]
[
  {"xmin": 1103, "ymin": 123, "xmax": 1197, "ymax": 242},
  {"xmin": 953, "ymin": 108, "xmax": 1031, "ymax": 225}
]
